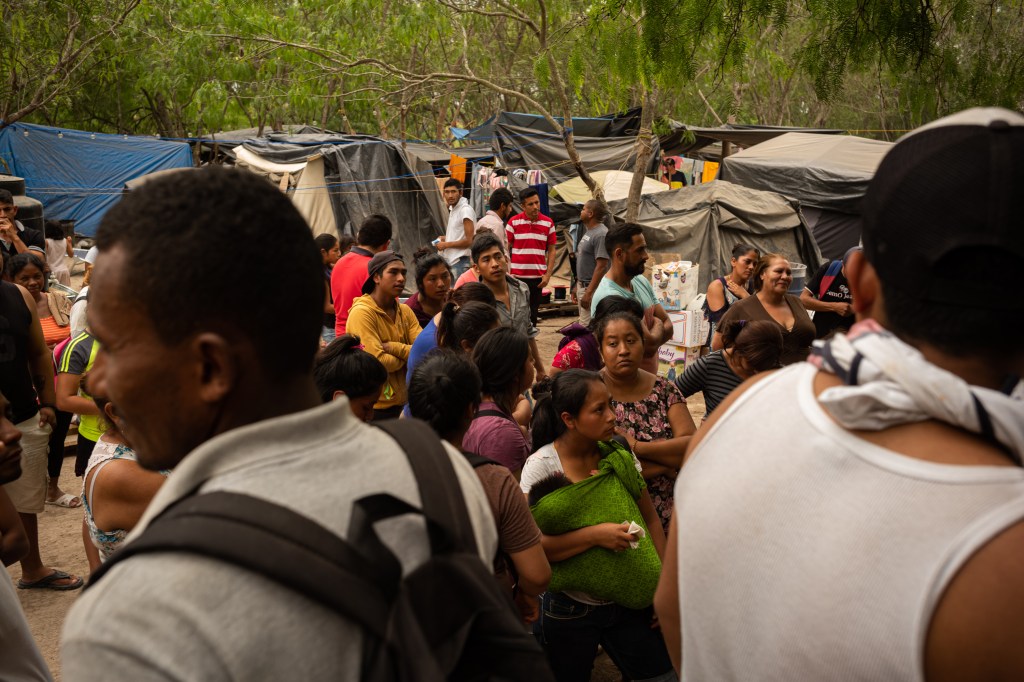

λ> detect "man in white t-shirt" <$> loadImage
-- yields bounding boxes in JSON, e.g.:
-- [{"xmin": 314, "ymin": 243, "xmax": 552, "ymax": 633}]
[
  {"xmin": 655, "ymin": 109, "xmax": 1024, "ymax": 681},
  {"xmin": 436, "ymin": 177, "xmax": 476, "ymax": 278}
]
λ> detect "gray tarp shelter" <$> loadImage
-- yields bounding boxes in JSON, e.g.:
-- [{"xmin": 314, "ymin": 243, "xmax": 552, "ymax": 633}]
[
  {"xmin": 453, "ymin": 109, "xmax": 643, "ymax": 142},
  {"xmin": 719, "ymin": 132, "xmax": 892, "ymax": 260},
  {"xmin": 228, "ymin": 133, "xmax": 448, "ymax": 274},
  {"xmin": 606, "ymin": 180, "xmax": 824, "ymax": 291},
  {"xmin": 491, "ymin": 123, "xmax": 660, "ymax": 186},
  {"xmin": 397, "ymin": 141, "xmax": 494, "ymax": 165},
  {"xmin": 659, "ymin": 122, "xmax": 843, "ymax": 158}
]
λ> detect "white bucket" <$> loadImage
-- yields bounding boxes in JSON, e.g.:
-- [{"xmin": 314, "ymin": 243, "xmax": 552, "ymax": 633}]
[{"xmin": 788, "ymin": 263, "xmax": 807, "ymax": 294}]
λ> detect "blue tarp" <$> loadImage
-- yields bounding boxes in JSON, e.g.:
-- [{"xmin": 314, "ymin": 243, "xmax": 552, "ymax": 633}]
[{"xmin": 0, "ymin": 122, "xmax": 193, "ymax": 236}]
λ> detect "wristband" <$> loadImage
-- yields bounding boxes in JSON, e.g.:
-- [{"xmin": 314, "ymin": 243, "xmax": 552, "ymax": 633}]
[{"xmin": 38, "ymin": 403, "xmax": 56, "ymax": 410}]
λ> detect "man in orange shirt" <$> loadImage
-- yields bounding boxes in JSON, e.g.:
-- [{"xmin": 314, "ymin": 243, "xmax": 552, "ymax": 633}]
[{"xmin": 330, "ymin": 214, "xmax": 392, "ymax": 336}]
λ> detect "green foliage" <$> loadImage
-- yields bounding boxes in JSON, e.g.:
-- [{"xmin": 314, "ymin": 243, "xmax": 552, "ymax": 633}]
[{"xmin": 2, "ymin": 0, "xmax": 1019, "ymax": 140}]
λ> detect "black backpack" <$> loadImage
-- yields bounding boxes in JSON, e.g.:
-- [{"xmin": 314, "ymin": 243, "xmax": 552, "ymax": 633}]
[{"xmin": 88, "ymin": 419, "xmax": 554, "ymax": 682}]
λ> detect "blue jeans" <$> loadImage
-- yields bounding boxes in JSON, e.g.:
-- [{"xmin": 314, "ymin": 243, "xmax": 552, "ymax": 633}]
[
  {"xmin": 449, "ymin": 255, "xmax": 470, "ymax": 279},
  {"xmin": 536, "ymin": 592, "xmax": 677, "ymax": 682}
]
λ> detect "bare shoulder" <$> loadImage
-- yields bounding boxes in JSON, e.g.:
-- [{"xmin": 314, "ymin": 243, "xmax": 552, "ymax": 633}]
[{"xmin": 926, "ymin": 520, "xmax": 1024, "ymax": 682}]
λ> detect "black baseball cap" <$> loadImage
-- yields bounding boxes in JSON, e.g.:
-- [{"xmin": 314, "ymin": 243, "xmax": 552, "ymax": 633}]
[
  {"xmin": 361, "ymin": 250, "xmax": 404, "ymax": 295},
  {"xmin": 862, "ymin": 107, "xmax": 1024, "ymax": 310}
]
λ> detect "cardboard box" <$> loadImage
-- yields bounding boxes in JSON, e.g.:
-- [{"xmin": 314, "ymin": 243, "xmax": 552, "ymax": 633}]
[
  {"xmin": 667, "ymin": 310, "xmax": 711, "ymax": 347},
  {"xmin": 651, "ymin": 262, "xmax": 700, "ymax": 311},
  {"xmin": 656, "ymin": 343, "xmax": 701, "ymax": 379}
]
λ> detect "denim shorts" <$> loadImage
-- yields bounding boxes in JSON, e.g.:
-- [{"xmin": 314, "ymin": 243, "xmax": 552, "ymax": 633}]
[
  {"xmin": 449, "ymin": 255, "xmax": 471, "ymax": 279},
  {"xmin": 536, "ymin": 592, "xmax": 676, "ymax": 682}
]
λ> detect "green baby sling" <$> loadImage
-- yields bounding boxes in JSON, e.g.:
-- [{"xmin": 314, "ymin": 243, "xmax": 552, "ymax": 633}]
[{"xmin": 530, "ymin": 441, "xmax": 661, "ymax": 609}]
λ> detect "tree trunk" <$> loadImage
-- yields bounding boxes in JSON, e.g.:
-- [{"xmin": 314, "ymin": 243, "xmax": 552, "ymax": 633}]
[
  {"xmin": 321, "ymin": 79, "xmax": 336, "ymax": 128},
  {"xmin": 624, "ymin": 87, "xmax": 657, "ymax": 223},
  {"xmin": 374, "ymin": 108, "xmax": 389, "ymax": 138},
  {"xmin": 337, "ymin": 77, "xmax": 355, "ymax": 134},
  {"xmin": 544, "ymin": 53, "xmax": 604, "ymax": 208}
]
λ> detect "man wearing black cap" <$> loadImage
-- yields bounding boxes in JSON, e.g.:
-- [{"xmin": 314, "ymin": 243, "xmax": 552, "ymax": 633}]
[
  {"xmin": 346, "ymin": 250, "xmax": 422, "ymax": 420},
  {"xmin": 656, "ymin": 109, "xmax": 1024, "ymax": 681}
]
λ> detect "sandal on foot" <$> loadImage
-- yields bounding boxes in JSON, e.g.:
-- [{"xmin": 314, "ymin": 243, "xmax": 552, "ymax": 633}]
[
  {"xmin": 45, "ymin": 493, "xmax": 82, "ymax": 508},
  {"xmin": 18, "ymin": 569, "xmax": 84, "ymax": 591}
]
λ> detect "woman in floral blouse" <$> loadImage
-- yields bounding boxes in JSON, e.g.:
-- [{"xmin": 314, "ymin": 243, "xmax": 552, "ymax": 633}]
[{"xmin": 598, "ymin": 310, "xmax": 695, "ymax": 533}]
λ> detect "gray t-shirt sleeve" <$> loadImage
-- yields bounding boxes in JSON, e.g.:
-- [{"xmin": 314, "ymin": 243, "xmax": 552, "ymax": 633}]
[{"xmin": 593, "ymin": 231, "xmax": 608, "ymax": 261}]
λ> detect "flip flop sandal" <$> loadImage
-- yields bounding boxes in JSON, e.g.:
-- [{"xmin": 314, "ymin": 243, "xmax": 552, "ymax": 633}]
[
  {"xmin": 45, "ymin": 493, "xmax": 82, "ymax": 508},
  {"xmin": 18, "ymin": 569, "xmax": 84, "ymax": 591}
]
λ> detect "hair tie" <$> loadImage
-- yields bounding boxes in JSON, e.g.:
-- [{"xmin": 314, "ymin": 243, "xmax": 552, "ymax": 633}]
[{"xmin": 354, "ymin": 344, "xmax": 365, "ymax": 351}]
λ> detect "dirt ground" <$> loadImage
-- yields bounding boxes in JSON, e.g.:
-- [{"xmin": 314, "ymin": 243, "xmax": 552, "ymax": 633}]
[{"xmin": 10, "ymin": 309, "xmax": 705, "ymax": 681}]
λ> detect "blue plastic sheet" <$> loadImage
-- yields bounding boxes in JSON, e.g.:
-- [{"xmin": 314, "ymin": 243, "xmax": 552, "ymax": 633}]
[{"xmin": 0, "ymin": 122, "xmax": 193, "ymax": 236}]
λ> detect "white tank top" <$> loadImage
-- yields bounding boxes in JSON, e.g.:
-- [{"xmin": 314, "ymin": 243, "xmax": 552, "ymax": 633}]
[{"xmin": 675, "ymin": 363, "xmax": 1024, "ymax": 681}]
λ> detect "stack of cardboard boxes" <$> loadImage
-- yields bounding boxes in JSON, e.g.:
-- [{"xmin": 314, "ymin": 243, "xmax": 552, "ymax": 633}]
[{"xmin": 651, "ymin": 261, "xmax": 709, "ymax": 379}]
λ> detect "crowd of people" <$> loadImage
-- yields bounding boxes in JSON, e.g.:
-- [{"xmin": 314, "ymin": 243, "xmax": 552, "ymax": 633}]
[{"xmin": 0, "ymin": 107, "xmax": 1021, "ymax": 682}]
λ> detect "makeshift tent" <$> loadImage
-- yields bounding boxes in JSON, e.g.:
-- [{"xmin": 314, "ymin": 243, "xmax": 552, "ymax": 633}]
[
  {"xmin": 228, "ymin": 133, "xmax": 447, "ymax": 273},
  {"xmin": 398, "ymin": 141, "xmax": 494, "ymax": 165},
  {"xmin": 720, "ymin": 132, "xmax": 892, "ymax": 260},
  {"xmin": 491, "ymin": 123, "xmax": 660, "ymax": 186},
  {"xmin": 231, "ymin": 147, "xmax": 336, "ymax": 236},
  {"xmin": 553, "ymin": 170, "xmax": 669, "ymax": 205},
  {"xmin": 605, "ymin": 181, "xmax": 824, "ymax": 291},
  {"xmin": 659, "ymin": 122, "xmax": 843, "ymax": 158},
  {"xmin": 0, "ymin": 122, "xmax": 193, "ymax": 236},
  {"xmin": 453, "ymin": 109, "xmax": 643, "ymax": 142}
]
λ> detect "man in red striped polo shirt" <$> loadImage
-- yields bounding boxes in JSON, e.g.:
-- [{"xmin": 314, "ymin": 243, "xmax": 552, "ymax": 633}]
[{"xmin": 505, "ymin": 187, "xmax": 556, "ymax": 325}]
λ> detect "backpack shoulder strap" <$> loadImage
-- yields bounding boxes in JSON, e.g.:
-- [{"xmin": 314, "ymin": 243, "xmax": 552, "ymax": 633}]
[
  {"xmin": 87, "ymin": 491, "xmax": 391, "ymax": 639},
  {"xmin": 374, "ymin": 419, "xmax": 479, "ymax": 556}
]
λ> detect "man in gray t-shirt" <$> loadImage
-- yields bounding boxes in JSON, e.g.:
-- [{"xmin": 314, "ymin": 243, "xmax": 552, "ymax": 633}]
[
  {"xmin": 574, "ymin": 199, "xmax": 610, "ymax": 325},
  {"xmin": 61, "ymin": 168, "xmax": 498, "ymax": 681}
]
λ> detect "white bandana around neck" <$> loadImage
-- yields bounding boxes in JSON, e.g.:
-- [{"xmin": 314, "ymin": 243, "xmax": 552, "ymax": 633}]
[{"xmin": 809, "ymin": 319, "xmax": 1024, "ymax": 464}]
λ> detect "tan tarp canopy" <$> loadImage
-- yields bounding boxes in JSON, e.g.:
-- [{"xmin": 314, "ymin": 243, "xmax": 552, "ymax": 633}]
[
  {"xmin": 606, "ymin": 180, "xmax": 824, "ymax": 290},
  {"xmin": 552, "ymin": 170, "xmax": 670, "ymax": 205},
  {"xmin": 232, "ymin": 147, "xmax": 336, "ymax": 236}
]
